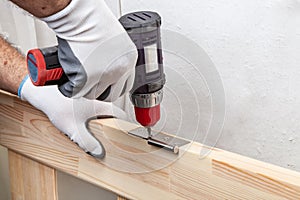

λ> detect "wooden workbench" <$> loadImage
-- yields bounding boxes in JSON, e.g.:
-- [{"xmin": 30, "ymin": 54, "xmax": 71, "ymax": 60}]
[{"xmin": 0, "ymin": 90, "xmax": 300, "ymax": 200}]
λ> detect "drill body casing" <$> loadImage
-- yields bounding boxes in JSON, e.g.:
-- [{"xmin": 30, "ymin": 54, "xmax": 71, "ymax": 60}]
[{"xmin": 119, "ymin": 11, "xmax": 165, "ymax": 127}]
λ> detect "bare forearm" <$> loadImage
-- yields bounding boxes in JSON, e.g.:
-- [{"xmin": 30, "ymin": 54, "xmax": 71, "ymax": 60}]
[
  {"xmin": 10, "ymin": 0, "xmax": 71, "ymax": 18},
  {"xmin": 0, "ymin": 37, "xmax": 27, "ymax": 94},
  {"xmin": 1, "ymin": 0, "xmax": 71, "ymax": 93}
]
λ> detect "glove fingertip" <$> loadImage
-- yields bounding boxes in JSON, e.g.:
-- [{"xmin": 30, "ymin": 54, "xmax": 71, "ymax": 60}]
[
  {"xmin": 69, "ymin": 127, "xmax": 106, "ymax": 159},
  {"xmin": 88, "ymin": 145, "xmax": 106, "ymax": 159}
]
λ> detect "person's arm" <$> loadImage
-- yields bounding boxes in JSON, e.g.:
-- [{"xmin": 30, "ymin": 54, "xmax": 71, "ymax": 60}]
[
  {"xmin": 0, "ymin": 36, "xmax": 27, "ymax": 94},
  {"xmin": 0, "ymin": 35, "xmax": 126, "ymax": 158},
  {"xmin": 10, "ymin": 0, "xmax": 71, "ymax": 17},
  {"xmin": 0, "ymin": 0, "xmax": 71, "ymax": 91}
]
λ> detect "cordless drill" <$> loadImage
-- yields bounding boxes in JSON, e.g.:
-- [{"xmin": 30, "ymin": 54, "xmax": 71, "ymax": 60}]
[{"xmin": 26, "ymin": 11, "xmax": 165, "ymax": 135}]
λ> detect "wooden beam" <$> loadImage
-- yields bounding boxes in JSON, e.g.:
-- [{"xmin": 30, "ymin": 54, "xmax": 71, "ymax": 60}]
[
  {"xmin": 8, "ymin": 150, "xmax": 57, "ymax": 200},
  {"xmin": 1, "ymin": 90, "xmax": 300, "ymax": 200}
]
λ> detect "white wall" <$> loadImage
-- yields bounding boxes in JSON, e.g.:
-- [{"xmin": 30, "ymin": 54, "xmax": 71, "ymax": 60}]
[{"xmin": 121, "ymin": 0, "xmax": 300, "ymax": 171}]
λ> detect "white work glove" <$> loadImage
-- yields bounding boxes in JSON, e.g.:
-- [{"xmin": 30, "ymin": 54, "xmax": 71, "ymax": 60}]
[
  {"xmin": 41, "ymin": 0, "xmax": 137, "ymax": 100},
  {"xmin": 18, "ymin": 76, "xmax": 127, "ymax": 158}
]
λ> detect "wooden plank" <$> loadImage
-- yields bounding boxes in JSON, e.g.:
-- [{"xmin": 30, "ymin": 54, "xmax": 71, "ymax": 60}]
[
  {"xmin": 8, "ymin": 150, "xmax": 57, "ymax": 200},
  {"xmin": 1, "ymin": 90, "xmax": 300, "ymax": 200}
]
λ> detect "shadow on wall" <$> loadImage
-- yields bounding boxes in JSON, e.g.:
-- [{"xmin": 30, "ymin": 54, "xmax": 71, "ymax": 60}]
[
  {"xmin": 0, "ymin": 146, "xmax": 11, "ymax": 200},
  {"xmin": 57, "ymin": 171, "xmax": 116, "ymax": 200},
  {"xmin": 0, "ymin": 146, "xmax": 117, "ymax": 200}
]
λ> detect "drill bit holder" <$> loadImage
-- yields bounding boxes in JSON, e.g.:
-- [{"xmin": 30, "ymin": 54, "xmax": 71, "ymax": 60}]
[{"xmin": 128, "ymin": 127, "xmax": 190, "ymax": 154}]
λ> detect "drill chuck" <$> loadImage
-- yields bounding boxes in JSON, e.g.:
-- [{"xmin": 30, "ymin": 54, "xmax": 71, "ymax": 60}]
[
  {"xmin": 131, "ymin": 89, "xmax": 163, "ymax": 127},
  {"xmin": 130, "ymin": 89, "xmax": 163, "ymax": 108}
]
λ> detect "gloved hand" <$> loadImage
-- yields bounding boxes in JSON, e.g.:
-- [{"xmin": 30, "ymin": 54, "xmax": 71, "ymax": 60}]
[
  {"xmin": 18, "ymin": 75, "xmax": 127, "ymax": 158},
  {"xmin": 41, "ymin": 0, "xmax": 137, "ymax": 100}
]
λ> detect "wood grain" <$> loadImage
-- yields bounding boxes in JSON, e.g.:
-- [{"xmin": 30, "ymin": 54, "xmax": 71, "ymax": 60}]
[
  {"xmin": 8, "ymin": 150, "xmax": 57, "ymax": 200},
  {"xmin": 1, "ymin": 90, "xmax": 300, "ymax": 200}
]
